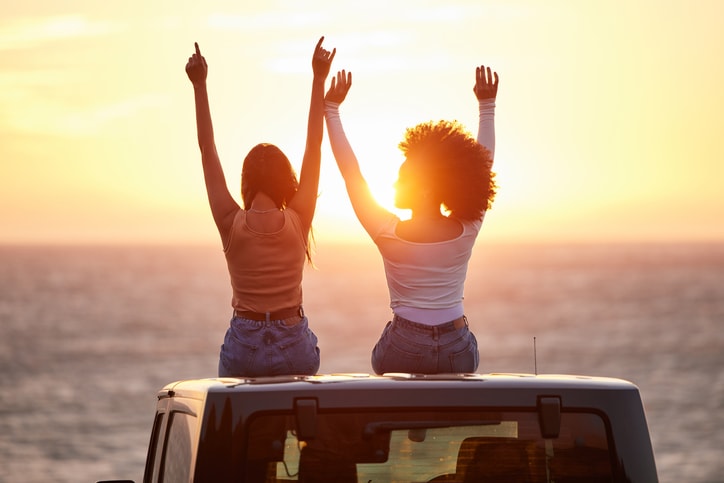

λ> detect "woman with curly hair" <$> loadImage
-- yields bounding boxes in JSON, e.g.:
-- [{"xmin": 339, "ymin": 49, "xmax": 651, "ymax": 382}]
[
  {"xmin": 185, "ymin": 37, "xmax": 335, "ymax": 377},
  {"xmin": 324, "ymin": 65, "xmax": 498, "ymax": 374}
]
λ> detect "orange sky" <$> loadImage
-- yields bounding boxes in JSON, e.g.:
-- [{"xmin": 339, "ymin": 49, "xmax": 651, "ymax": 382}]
[{"xmin": 2, "ymin": 1, "xmax": 723, "ymax": 245}]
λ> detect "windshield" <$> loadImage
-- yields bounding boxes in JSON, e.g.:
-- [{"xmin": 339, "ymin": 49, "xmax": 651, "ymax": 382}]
[{"xmin": 244, "ymin": 408, "xmax": 613, "ymax": 482}]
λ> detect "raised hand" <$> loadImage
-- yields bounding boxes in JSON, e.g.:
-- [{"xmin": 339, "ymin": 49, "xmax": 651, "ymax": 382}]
[
  {"xmin": 312, "ymin": 36, "xmax": 336, "ymax": 79},
  {"xmin": 473, "ymin": 65, "xmax": 498, "ymax": 100},
  {"xmin": 186, "ymin": 42, "xmax": 208, "ymax": 85},
  {"xmin": 325, "ymin": 70, "xmax": 352, "ymax": 104}
]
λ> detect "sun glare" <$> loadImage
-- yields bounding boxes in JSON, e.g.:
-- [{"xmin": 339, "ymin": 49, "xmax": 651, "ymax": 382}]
[
  {"xmin": 363, "ymin": 165, "xmax": 398, "ymax": 213},
  {"xmin": 334, "ymin": 115, "xmax": 409, "ymax": 216},
  {"xmin": 349, "ymin": 142, "xmax": 404, "ymax": 217}
]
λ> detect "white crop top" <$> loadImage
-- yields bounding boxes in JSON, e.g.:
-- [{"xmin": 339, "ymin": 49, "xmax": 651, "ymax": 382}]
[{"xmin": 372, "ymin": 214, "xmax": 483, "ymax": 324}]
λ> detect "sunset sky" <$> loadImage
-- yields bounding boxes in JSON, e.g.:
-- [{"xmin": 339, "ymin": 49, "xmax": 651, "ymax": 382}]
[{"xmin": 2, "ymin": 1, "xmax": 723, "ymax": 245}]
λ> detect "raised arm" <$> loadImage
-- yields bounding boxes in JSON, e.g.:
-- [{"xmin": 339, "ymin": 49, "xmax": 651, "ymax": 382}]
[
  {"xmin": 186, "ymin": 42, "xmax": 238, "ymax": 240},
  {"xmin": 473, "ymin": 65, "xmax": 499, "ymax": 163},
  {"xmin": 324, "ymin": 71, "xmax": 393, "ymax": 237},
  {"xmin": 287, "ymin": 37, "xmax": 336, "ymax": 231}
]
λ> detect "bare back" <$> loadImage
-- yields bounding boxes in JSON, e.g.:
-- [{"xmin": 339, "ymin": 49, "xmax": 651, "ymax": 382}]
[{"xmin": 394, "ymin": 217, "xmax": 464, "ymax": 243}]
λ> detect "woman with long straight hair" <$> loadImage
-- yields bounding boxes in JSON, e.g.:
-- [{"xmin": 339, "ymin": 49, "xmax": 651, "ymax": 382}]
[{"xmin": 185, "ymin": 37, "xmax": 335, "ymax": 377}]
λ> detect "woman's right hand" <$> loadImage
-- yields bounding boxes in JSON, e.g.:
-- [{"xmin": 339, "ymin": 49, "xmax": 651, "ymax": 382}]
[
  {"xmin": 325, "ymin": 70, "xmax": 352, "ymax": 104},
  {"xmin": 312, "ymin": 36, "xmax": 336, "ymax": 79}
]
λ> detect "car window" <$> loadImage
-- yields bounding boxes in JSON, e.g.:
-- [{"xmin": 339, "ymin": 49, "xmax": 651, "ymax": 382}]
[
  {"xmin": 244, "ymin": 409, "xmax": 613, "ymax": 482},
  {"xmin": 145, "ymin": 413, "xmax": 165, "ymax": 483},
  {"xmin": 160, "ymin": 411, "xmax": 197, "ymax": 482}
]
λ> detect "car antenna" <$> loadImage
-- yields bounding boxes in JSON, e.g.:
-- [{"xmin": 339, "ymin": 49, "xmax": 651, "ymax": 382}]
[{"xmin": 533, "ymin": 336, "xmax": 538, "ymax": 375}]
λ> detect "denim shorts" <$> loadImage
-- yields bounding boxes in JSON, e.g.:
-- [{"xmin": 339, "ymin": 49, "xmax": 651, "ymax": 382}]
[
  {"xmin": 371, "ymin": 315, "xmax": 479, "ymax": 375},
  {"xmin": 218, "ymin": 314, "xmax": 320, "ymax": 378}
]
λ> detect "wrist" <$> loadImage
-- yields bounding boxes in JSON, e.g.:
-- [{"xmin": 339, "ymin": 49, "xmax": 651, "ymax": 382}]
[{"xmin": 478, "ymin": 98, "xmax": 496, "ymax": 116}]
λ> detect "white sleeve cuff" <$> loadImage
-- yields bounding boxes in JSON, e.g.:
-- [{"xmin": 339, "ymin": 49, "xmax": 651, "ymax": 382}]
[{"xmin": 477, "ymin": 98, "xmax": 496, "ymax": 160}]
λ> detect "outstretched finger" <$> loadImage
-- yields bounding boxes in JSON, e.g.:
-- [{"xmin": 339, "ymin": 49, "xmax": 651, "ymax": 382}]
[
  {"xmin": 479, "ymin": 66, "xmax": 493, "ymax": 87},
  {"xmin": 315, "ymin": 36, "xmax": 327, "ymax": 59},
  {"xmin": 195, "ymin": 42, "xmax": 201, "ymax": 56}
]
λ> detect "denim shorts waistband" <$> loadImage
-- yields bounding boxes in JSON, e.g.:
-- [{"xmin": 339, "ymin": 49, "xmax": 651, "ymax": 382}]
[
  {"xmin": 392, "ymin": 314, "xmax": 467, "ymax": 334},
  {"xmin": 233, "ymin": 310, "xmax": 304, "ymax": 327}
]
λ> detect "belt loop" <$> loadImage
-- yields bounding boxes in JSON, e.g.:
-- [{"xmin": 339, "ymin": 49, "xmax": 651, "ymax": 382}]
[
  {"xmin": 299, "ymin": 306, "xmax": 305, "ymax": 318},
  {"xmin": 432, "ymin": 326, "xmax": 439, "ymax": 341},
  {"xmin": 265, "ymin": 311, "xmax": 270, "ymax": 323}
]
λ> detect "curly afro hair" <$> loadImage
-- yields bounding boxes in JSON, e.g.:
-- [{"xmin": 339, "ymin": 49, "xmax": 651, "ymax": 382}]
[{"xmin": 398, "ymin": 120, "xmax": 496, "ymax": 221}]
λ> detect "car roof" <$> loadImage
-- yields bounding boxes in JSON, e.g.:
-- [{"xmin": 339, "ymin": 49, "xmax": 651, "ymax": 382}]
[{"xmin": 159, "ymin": 373, "xmax": 641, "ymax": 409}]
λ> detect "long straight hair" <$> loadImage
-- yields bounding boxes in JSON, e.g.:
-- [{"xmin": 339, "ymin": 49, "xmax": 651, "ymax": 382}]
[{"xmin": 240, "ymin": 143, "xmax": 313, "ymax": 262}]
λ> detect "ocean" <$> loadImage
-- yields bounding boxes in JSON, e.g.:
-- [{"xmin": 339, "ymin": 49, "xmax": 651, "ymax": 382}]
[{"xmin": 0, "ymin": 242, "xmax": 722, "ymax": 482}]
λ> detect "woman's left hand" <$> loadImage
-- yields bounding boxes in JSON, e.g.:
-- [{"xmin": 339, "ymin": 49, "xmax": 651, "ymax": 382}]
[
  {"xmin": 185, "ymin": 42, "xmax": 208, "ymax": 86},
  {"xmin": 473, "ymin": 65, "xmax": 499, "ymax": 100}
]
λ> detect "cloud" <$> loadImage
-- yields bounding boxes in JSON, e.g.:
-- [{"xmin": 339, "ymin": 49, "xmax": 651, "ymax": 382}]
[
  {"xmin": 2, "ymin": 91, "xmax": 169, "ymax": 137},
  {"xmin": 207, "ymin": 11, "xmax": 326, "ymax": 32},
  {"xmin": 0, "ymin": 15, "xmax": 119, "ymax": 50}
]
